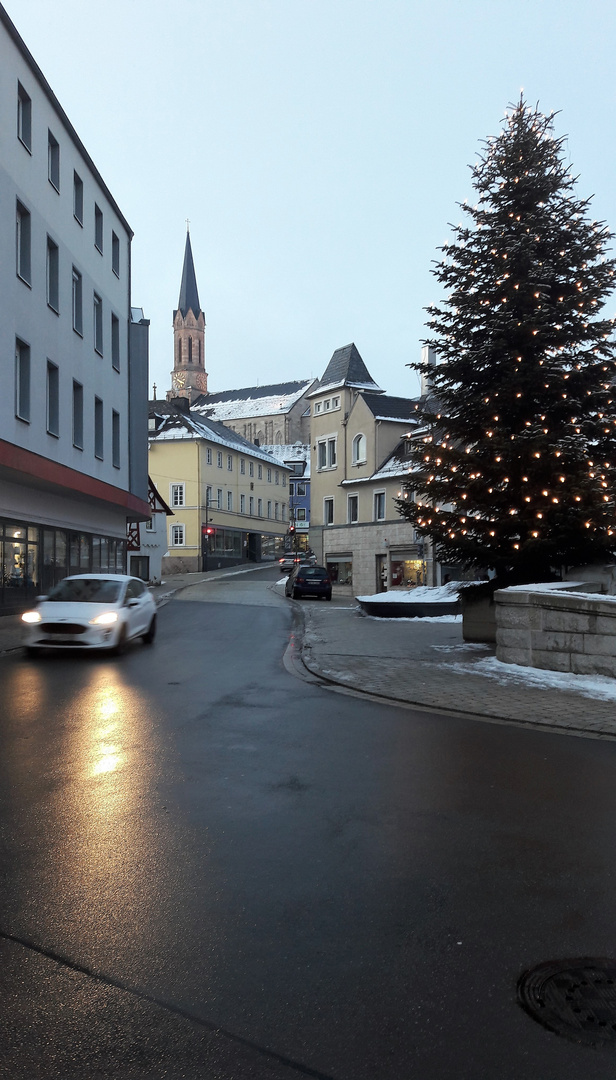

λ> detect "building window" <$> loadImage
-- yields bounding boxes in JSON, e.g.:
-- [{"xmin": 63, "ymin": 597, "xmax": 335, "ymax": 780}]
[
  {"xmin": 73, "ymin": 381, "xmax": 83, "ymax": 448},
  {"xmin": 217, "ymin": 451, "xmax": 223, "ymax": 468},
  {"xmin": 170, "ymin": 524, "xmax": 185, "ymax": 547},
  {"xmin": 267, "ymin": 468, "xmax": 272, "ymax": 483},
  {"xmin": 94, "ymin": 397, "xmax": 104, "ymax": 459},
  {"xmin": 46, "ymin": 361, "xmax": 59, "ymax": 436},
  {"xmin": 206, "ymin": 448, "xmax": 212, "ymax": 465},
  {"xmin": 323, "ymin": 399, "xmax": 331, "ymax": 411},
  {"xmin": 257, "ymin": 498, "xmax": 263, "ymax": 516},
  {"xmin": 48, "ymin": 130, "xmax": 60, "ymax": 191},
  {"xmin": 188, "ymin": 336, "xmax": 192, "ymax": 362},
  {"xmin": 240, "ymin": 458, "xmax": 246, "ymax": 475},
  {"xmin": 314, "ymin": 402, "xmax": 322, "ymax": 415},
  {"xmin": 94, "ymin": 204, "xmax": 103, "ymax": 253},
  {"xmin": 275, "ymin": 470, "xmax": 279, "ymax": 485},
  {"xmin": 17, "ymin": 82, "xmax": 32, "ymax": 150},
  {"xmin": 112, "ymin": 231, "xmax": 120, "ymax": 276},
  {"xmin": 331, "ymin": 396, "xmax": 340, "ymax": 409},
  {"xmin": 267, "ymin": 500, "xmax": 272, "ymax": 518},
  {"xmin": 217, "ymin": 488, "xmax": 223, "ymax": 509},
  {"xmin": 112, "ymin": 410, "xmax": 120, "ymax": 468},
  {"xmin": 177, "ymin": 338, "xmax": 182, "ymax": 363},
  {"xmin": 93, "ymin": 293, "xmax": 103, "ymax": 354},
  {"xmin": 347, "ymin": 494, "xmax": 359, "ymax": 523},
  {"xmin": 73, "ymin": 171, "xmax": 83, "ymax": 225},
  {"xmin": 317, "ymin": 438, "xmax": 337, "ymax": 470},
  {"xmin": 46, "ymin": 236, "xmax": 59, "ymax": 312},
  {"xmin": 258, "ymin": 464, "xmax": 263, "ymax": 479},
  {"xmin": 240, "ymin": 494, "xmax": 246, "ymax": 513},
  {"xmin": 374, "ymin": 491, "xmax": 386, "ymax": 521},
  {"xmin": 111, "ymin": 313, "xmax": 120, "ymax": 371},
  {"xmin": 249, "ymin": 496, "xmax": 254, "ymax": 514},
  {"xmin": 145, "ymin": 517, "xmax": 154, "ymax": 532},
  {"xmin": 170, "ymin": 483, "xmax": 185, "ymax": 507},
  {"xmin": 72, "ymin": 268, "xmax": 83, "ymax": 334},
  {"xmin": 249, "ymin": 461, "xmax": 254, "ymax": 477},
  {"xmin": 352, "ymin": 433, "xmax": 367, "ymax": 464},
  {"xmin": 296, "ymin": 507, "xmax": 306, "ymax": 521},
  {"xmin": 227, "ymin": 454, "xmax": 233, "ymax": 471},
  {"xmin": 282, "ymin": 474, "xmax": 287, "ymax": 487},
  {"xmin": 15, "ymin": 339, "xmax": 30, "ymax": 422},
  {"xmin": 274, "ymin": 502, "xmax": 279, "ymax": 519},
  {"xmin": 324, "ymin": 497, "xmax": 334, "ymax": 525},
  {"xmin": 16, "ymin": 201, "xmax": 31, "ymax": 284},
  {"xmin": 296, "ymin": 482, "xmax": 306, "ymax": 497},
  {"xmin": 206, "ymin": 485, "xmax": 212, "ymax": 506},
  {"xmin": 227, "ymin": 491, "xmax": 233, "ymax": 511}
]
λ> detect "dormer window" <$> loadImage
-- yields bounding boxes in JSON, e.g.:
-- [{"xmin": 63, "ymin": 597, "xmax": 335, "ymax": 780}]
[
  {"xmin": 331, "ymin": 396, "xmax": 340, "ymax": 409},
  {"xmin": 323, "ymin": 399, "xmax": 331, "ymax": 411},
  {"xmin": 314, "ymin": 402, "xmax": 322, "ymax": 414}
]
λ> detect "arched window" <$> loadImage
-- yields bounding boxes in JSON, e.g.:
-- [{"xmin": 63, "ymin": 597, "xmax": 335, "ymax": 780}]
[
  {"xmin": 352, "ymin": 433, "xmax": 366, "ymax": 464},
  {"xmin": 177, "ymin": 338, "xmax": 182, "ymax": 363},
  {"xmin": 188, "ymin": 336, "xmax": 193, "ymax": 363},
  {"xmin": 198, "ymin": 339, "xmax": 201, "ymax": 365}
]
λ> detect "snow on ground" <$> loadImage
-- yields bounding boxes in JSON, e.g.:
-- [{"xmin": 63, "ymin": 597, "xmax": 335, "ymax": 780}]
[
  {"xmin": 361, "ymin": 613, "xmax": 462, "ymax": 623},
  {"xmin": 448, "ymin": 655, "xmax": 616, "ymax": 702},
  {"xmin": 356, "ymin": 581, "xmax": 472, "ymax": 604}
]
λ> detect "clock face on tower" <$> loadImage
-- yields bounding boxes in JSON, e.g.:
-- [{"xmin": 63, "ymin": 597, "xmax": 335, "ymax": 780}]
[
  {"xmin": 193, "ymin": 371, "xmax": 207, "ymax": 391},
  {"xmin": 172, "ymin": 371, "xmax": 186, "ymax": 390}
]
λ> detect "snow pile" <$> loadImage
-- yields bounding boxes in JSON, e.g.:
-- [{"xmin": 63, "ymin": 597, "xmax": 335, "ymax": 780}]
[
  {"xmin": 356, "ymin": 581, "xmax": 477, "ymax": 604},
  {"xmin": 449, "ymin": 655, "xmax": 616, "ymax": 703}
]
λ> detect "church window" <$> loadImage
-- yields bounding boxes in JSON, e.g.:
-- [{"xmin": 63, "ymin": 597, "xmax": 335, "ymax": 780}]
[
  {"xmin": 177, "ymin": 338, "xmax": 182, "ymax": 363},
  {"xmin": 198, "ymin": 339, "xmax": 201, "ymax": 364},
  {"xmin": 188, "ymin": 336, "xmax": 192, "ymax": 363}
]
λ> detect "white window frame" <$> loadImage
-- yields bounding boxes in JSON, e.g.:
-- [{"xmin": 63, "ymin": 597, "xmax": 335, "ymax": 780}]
[
  {"xmin": 240, "ymin": 458, "xmax": 246, "ymax": 475},
  {"xmin": 227, "ymin": 454, "xmax": 233, "ymax": 471},
  {"xmin": 331, "ymin": 395, "xmax": 341, "ymax": 410},
  {"xmin": 258, "ymin": 464, "xmax": 263, "ymax": 479},
  {"xmin": 324, "ymin": 497, "xmax": 334, "ymax": 525},
  {"xmin": 227, "ymin": 490, "xmax": 233, "ymax": 511},
  {"xmin": 217, "ymin": 488, "xmax": 223, "ymax": 509},
  {"xmin": 217, "ymin": 451, "xmax": 223, "ymax": 468},
  {"xmin": 267, "ymin": 500, "xmax": 272, "ymax": 518},
  {"xmin": 347, "ymin": 494, "xmax": 359, "ymax": 524},
  {"xmin": 317, "ymin": 436, "xmax": 337, "ymax": 471},
  {"xmin": 170, "ymin": 483, "xmax": 185, "ymax": 508},
  {"xmin": 249, "ymin": 495, "xmax": 254, "ymax": 515},
  {"xmin": 170, "ymin": 523, "xmax": 186, "ymax": 547},
  {"xmin": 240, "ymin": 494, "xmax": 246, "ymax": 513},
  {"xmin": 206, "ymin": 447, "xmax": 213, "ymax": 465},
  {"xmin": 249, "ymin": 461, "xmax": 254, "ymax": 477},
  {"xmin": 257, "ymin": 498, "xmax": 263, "ymax": 517},
  {"xmin": 352, "ymin": 433, "xmax": 367, "ymax": 465},
  {"xmin": 314, "ymin": 401, "xmax": 322, "ymax": 414}
]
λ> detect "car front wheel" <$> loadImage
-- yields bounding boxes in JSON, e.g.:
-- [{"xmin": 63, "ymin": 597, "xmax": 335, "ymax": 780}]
[{"xmin": 142, "ymin": 614, "xmax": 156, "ymax": 644}]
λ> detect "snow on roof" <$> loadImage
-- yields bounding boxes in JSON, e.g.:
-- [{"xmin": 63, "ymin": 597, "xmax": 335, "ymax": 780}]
[
  {"xmin": 261, "ymin": 443, "xmax": 311, "ymax": 476},
  {"xmin": 149, "ymin": 411, "xmax": 290, "ymax": 466},
  {"xmin": 192, "ymin": 380, "xmax": 314, "ymax": 422}
]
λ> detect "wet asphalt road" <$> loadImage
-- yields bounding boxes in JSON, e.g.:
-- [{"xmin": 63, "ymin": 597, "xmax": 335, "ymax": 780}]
[{"xmin": 2, "ymin": 568, "xmax": 616, "ymax": 1078}]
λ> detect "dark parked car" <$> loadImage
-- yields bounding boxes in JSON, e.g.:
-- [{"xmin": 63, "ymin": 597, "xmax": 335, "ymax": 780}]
[{"xmin": 285, "ymin": 564, "xmax": 332, "ymax": 601}]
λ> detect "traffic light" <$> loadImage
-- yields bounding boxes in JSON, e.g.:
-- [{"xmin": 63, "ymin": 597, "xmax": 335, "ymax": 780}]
[{"xmin": 288, "ymin": 524, "xmax": 295, "ymax": 534}]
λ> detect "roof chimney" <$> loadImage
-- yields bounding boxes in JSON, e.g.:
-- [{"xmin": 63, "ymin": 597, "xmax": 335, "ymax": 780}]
[{"xmin": 420, "ymin": 345, "xmax": 437, "ymax": 396}]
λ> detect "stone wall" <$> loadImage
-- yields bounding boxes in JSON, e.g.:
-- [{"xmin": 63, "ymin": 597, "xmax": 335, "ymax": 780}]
[{"xmin": 495, "ymin": 583, "xmax": 616, "ymax": 677}]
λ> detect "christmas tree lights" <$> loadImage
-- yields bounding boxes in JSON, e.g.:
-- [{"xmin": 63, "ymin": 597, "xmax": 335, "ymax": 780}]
[{"xmin": 397, "ymin": 99, "xmax": 616, "ymax": 583}]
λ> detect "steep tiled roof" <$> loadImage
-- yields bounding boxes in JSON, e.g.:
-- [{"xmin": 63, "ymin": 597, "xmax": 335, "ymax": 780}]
[
  {"xmin": 175, "ymin": 232, "xmax": 202, "ymax": 319},
  {"xmin": 311, "ymin": 343, "xmax": 382, "ymax": 396},
  {"xmin": 360, "ymin": 393, "xmax": 420, "ymax": 422}
]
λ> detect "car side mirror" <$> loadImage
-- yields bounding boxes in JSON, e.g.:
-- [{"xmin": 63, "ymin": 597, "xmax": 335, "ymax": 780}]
[{"xmin": 127, "ymin": 598, "xmax": 139, "ymax": 607}]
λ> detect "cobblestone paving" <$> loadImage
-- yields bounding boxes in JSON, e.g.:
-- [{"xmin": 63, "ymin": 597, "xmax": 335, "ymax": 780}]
[{"xmin": 298, "ymin": 603, "xmax": 616, "ymax": 739}]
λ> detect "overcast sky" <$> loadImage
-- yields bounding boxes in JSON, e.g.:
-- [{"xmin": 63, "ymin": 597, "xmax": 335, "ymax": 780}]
[{"xmin": 6, "ymin": 0, "xmax": 616, "ymax": 399}]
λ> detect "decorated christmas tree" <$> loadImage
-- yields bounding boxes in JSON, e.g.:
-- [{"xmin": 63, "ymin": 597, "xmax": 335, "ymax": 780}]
[{"xmin": 398, "ymin": 98, "xmax": 616, "ymax": 584}]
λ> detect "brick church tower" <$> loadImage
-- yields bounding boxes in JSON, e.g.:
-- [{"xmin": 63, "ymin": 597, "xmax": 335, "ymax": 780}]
[{"xmin": 167, "ymin": 229, "xmax": 207, "ymax": 402}]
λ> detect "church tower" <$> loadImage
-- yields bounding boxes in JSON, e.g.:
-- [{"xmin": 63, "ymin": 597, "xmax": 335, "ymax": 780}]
[{"xmin": 168, "ymin": 229, "xmax": 208, "ymax": 402}]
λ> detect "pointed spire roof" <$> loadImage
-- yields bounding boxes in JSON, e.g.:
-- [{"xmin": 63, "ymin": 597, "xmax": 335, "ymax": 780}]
[
  {"xmin": 177, "ymin": 230, "xmax": 202, "ymax": 318},
  {"xmin": 311, "ymin": 343, "xmax": 383, "ymax": 395}
]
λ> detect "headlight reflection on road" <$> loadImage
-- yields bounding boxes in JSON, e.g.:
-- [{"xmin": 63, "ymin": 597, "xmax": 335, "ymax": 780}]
[{"xmin": 91, "ymin": 689, "xmax": 124, "ymax": 777}]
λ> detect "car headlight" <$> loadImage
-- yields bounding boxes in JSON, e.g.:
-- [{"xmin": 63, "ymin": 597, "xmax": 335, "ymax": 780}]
[
  {"xmin": 22, "ymin": 611, "xmax": 42, "ymax": 624},
  {"xmin": 89, "ymin": 611, "xmax": 119, "ymax": 626}
]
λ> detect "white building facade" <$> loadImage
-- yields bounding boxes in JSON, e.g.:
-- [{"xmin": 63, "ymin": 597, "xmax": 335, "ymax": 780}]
[{"xmin": 0, "ymin": 6, "xmax": 150, "ymax": 611}]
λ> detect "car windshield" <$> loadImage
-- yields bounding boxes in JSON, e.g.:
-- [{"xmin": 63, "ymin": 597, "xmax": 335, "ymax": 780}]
[
  {"xmin": 299, "ymin": 569, "xmax": 328, "ymax": 579},
  {"xmin": 46, "ymin": 579, "xmax": 123, "ymax": 604}
]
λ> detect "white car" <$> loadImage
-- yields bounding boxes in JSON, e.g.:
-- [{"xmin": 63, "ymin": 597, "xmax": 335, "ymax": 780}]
[{"xmin": 21, "ymin": 574, "xmax": 157, "ymax": 654}]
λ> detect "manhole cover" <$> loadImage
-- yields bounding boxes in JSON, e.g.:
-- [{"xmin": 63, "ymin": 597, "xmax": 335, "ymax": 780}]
[{"xmin": 518, "ymin": 958, "xmax": 616, "ymax": 1047}]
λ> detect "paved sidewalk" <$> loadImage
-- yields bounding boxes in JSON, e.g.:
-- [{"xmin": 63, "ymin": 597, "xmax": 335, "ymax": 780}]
[{"xmin": 296, "ymin": 600, "xmax": 616, "ymax": 739}]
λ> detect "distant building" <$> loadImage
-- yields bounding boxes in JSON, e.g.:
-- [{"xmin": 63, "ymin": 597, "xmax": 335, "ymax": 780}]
[
  {"xmin": 262, "ymin": 443, "xmax": 310, "ymax": 549},
  {"xmin": 309, "ymin": 344, "xmax": 432, "ymax": 594},
  {"xmin": 0, "ymin": 5, "xmax": 150, "ymax": 612},
  {"xmin": 167, "ymin": 229, "xmax": 207, "ymax": 403},
  {"xmin": 126, "ymin": 478, "xmax": 173, "ymax": 584},
  {"xmin": 148, "ymin": 398, "xmax": 292, "ymax": 573}
]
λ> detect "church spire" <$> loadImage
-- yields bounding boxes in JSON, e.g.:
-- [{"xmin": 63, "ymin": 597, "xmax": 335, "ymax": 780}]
[
  {"xmin": 177, "ymin": 228, "xmax": 202, "ymax": 319},
  {"xmin": 168, "ymin": 227, "xmax": 208, "ymax": 403}
]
